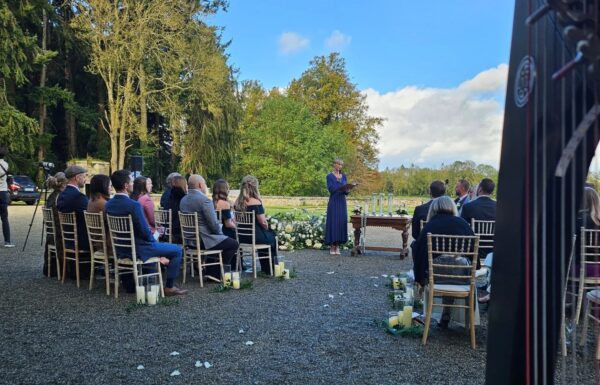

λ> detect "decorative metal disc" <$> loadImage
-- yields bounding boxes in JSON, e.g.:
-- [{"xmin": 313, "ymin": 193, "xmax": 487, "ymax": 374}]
[{"xmin": 514, "ymin": 55, "xmax": 536, "ymax": 108}]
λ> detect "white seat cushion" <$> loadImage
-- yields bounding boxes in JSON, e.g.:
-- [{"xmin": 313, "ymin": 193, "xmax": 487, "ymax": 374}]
[
  {"xmin": 433, "ymin": 284, "xmax": 471, "ymax": 292},
  {"xmin": 587, "ymin": 289, "xmax": 600, "ymax": 303}
]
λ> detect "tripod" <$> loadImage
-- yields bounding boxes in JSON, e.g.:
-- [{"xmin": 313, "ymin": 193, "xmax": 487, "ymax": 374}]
[{"xmin": 22, "ymin": 166, "xmax": 52, "ymax": 252}]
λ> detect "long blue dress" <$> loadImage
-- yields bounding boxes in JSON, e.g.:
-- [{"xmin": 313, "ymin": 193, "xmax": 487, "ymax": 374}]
[{"xmin": 325, "ymin": 172, "xmax": 348, "ymax": 245}]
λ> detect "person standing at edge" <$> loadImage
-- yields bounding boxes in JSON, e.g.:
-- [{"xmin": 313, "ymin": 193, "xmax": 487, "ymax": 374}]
[
  {"xmin": 0, "ymin": 147, "xmax": 13, "ymax": 247},
  {"xmin": 325, "ymin": 159, "xmax": 354, "ymax": 255}
]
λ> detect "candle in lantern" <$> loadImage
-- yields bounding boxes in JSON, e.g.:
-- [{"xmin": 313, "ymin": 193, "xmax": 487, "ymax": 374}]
[
  {"xmin": 388, "ymin": 311, "xmax": 399, "ymax": 328},
  {"xmin": 232, "ymin": 278, "xmax": 240, "ymax": 289},
  {"xmin": 400, "ymin": 277, "xmax": 408, "ymax": 286},
  {"xmin": 388, "ymin": 193, "xmax": 393, "ymax": 216},
  {"xmin": 371, "ymin": 193, "xmax": 377, "ymax": 215},
  {"xmin": 223, "ymin": 272, "xmax": 232, "ymax": 286},
  {"xmin": 151, "ymin": 284, "xmax": 160, "ymax": 297},
  {"xmin": 136, "ymin": 286, "xmax": 146, "ymax": 304},
  {"xmin": 405, "ymin": 286, "xmax": 414, "ymax": 299},
  {"xmin": 283, "ymin": 269, "xmax": 290, "ymax": 279},
  {"xmin": 401, "ymin": 305, "xmax": 413, "ymax": 327},
  {"xmin": 392, "ymin": 277, "xmax": 400, "ymax": 290},
  {"xmin": 274, "ymin": 264, "xmax": 282, "ymax": 277},
  {"xmin": 147, "ymin": 290, "xmax": 158, "ymax": 305},
  {"xmin": 379, "ymin": 193, "xmax": 384, "ymax": 216}
]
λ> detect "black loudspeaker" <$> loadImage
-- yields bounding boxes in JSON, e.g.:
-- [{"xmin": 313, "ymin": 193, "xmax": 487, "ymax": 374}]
[{"xmin": 129, "ymin": 156, "xmax": 144, "ymax": 172}]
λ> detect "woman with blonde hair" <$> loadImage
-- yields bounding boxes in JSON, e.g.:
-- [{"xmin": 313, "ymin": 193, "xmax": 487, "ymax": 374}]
[
  {"xmin": 43, "ymin": 172, "xmax": 68, "ymax": 277},
  {"xmin": 234, "ymin": 176, "xmax": 278, "ymax": 272}
]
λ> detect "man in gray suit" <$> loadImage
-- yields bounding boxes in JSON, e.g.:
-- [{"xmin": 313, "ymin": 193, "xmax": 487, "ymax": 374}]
[{"xmin": 179, "ymin": 174, "xmax": 239, "ymax": 278}]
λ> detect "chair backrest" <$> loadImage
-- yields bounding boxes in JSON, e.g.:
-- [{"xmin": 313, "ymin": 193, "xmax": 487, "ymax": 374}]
[
  {"xmin": 58, "ymin": 211, "xmax": 78, "ymax": 251},
  {"xmin": 106, "ymin": 215, "xmax": 137, "ymax": 261},
  {"xmin": 234, "ymin": 210, "xmax": 255, "ymax": 245},
  {"xmin": 42, "ymin": 207, "xmax": 56, "ymax": 246},
  {"xmin": 84, "ymin": 211, "xmax": 108, "ymax": 255},
  {"xmin": 155, "ymin": 209, "xmax": 172, "ymax": 243},
  {"xmin": 420, "ymin": 219, "xmax": 427, "ymax": 229},
  {"xmin": 471, "ymin": 219, "xmax": 495, "ymax": 254},
  {"xmin": 579, "ymin": 227, "xmax": 600, "ymax": 279},
  {"xmin": 179, "ymin": 212, "xmax": 203, "ymax": 252},
  {"xmin": 426, "ymin": 233, "xmax": 480, "ymax": 286}
]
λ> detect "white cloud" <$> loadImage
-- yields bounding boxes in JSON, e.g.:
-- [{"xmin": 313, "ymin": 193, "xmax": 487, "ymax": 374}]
[
  {"xmin": 325, "ymin": 30, "xmax": 351, "ymax": 51},
  {"xmin": 363, "ymin": 63, "xmax": 508, "ymax": 169},
  {"xmin": 278, "ymin": 32, "xmax": 310, "ymax": 55}
]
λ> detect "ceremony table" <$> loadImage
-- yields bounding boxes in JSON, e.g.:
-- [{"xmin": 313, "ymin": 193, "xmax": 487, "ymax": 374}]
[{"xmin": 349, "ymin": 215, "xmax": 412, "ymax": 258}]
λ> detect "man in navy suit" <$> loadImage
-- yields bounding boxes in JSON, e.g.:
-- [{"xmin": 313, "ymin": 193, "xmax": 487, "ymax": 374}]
[
  {"xmin": 411, "ymin": 180, "xmax": 446, "ymax": 242},
  {"xmin": 105, "ymin": 169, "xmax": 187, "ymax": 296},
  {"xmin": 57, "ymin": 165, "xmax": 90, "ymax": 251},
  {"xmin": 461, "ymin": 178, "xmax": 497, "ymax": 262}
]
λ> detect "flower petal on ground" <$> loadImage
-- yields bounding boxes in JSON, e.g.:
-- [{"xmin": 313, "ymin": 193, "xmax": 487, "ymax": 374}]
[
  {"xmin": 204, "ymin": 362, "xmax": 212, "ymax": 368},
  {"xmin": 195, "ymin": 361, "xmax": 202, "ymax": 368},
  {"xmin": 137, "ymin": 365, "xmax": 145, "ymax": 370},
  {"xmin": 170, "ymin": 351, "xmax": 180, "ymax": 356},
  {"xmin": 170, "ymin": 370, "xmax": 181, "ymax": 376},
  {"xmin": 245, "ymin": 341, "xmax": 254, "ymax": 346}
]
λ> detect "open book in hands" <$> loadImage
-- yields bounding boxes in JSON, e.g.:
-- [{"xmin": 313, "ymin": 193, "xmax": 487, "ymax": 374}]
[{"xmin": 337, "ymin": 183, "xmax": 358, "ymax": 193}]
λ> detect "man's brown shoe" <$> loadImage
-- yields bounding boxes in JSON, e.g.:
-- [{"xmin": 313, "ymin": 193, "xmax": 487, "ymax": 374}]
[{"xmin": 164, "ymin": 287, "xmax": 188, "ymax": 296}]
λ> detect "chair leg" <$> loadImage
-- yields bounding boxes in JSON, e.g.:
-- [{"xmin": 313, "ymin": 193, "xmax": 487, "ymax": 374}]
[
  {"xmin": 470, "ymin": 294, "xmax": 476, "ymax": 349},
  {"xmin": 575, "ymin": 282, "xmax": 585, "ymax": 325},
  {"xmin": 114, "ymin": 264, "xmax": 120, "ymax": 299},
  {"xmin": 104, "ymin": 259, "xmax": 110, "ymax": 296},
  {"xmin": 75, "ymin": 252, "xmax": 80, "ymax": 288},
  {"xmin": 198, "ymin": 257, "xmax": 204, "ymax": 288},
  {"xmin": 581, "ymin": 296, "xmax": 590, "ymax": 347},
  {"xmin": 157, "ymin": 263, "xmax": 165, "ymax": 298},
  {"xmin": 89, "ymin": 257, "xmax": 95, "ymax": 291},
  {"xmin": 47, "ymin": 248, "xmax": 51, "ymax": 278},
  {"xmin": 61, "ymin": 253, "xmax": 67, "ymax": 284},
  {"xmin": 422, "ymin": 288, "xmax": 433, "ymax": 346},
  {"xmin": 182, "ymin": 253, "xmax": 187, "ymax": 284},
  {"xmin": 268, "ymin": 250, "xmax": 273, "ymax": 276},
  {"xmin": 596, "ymin": 323, "xmax": 600, "ymax": 360},
  {"xmin": 253, "ymin": 249, "xmax": 257, "ymax": 279},
  {"xmin": 55, "ymin": 251, "xmax": 61, "ymax": 281},
  {"xmin": 219, "ymin": 253, "xmax": 224, "ymax": 282}
]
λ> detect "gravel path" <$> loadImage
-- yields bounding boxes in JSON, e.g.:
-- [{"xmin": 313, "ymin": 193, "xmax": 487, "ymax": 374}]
[{"xmin": 0, "ymin": 205, "xmax": 596, "ymax": 384}]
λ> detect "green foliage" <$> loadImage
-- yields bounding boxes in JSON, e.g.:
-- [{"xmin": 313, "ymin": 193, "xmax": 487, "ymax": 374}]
[{"xmin": 236, "ymin": 95, "xmax": 344, "ymax": 195}]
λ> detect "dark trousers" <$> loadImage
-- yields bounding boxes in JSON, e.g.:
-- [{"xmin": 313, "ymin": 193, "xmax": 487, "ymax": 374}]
[
  {"xmin": 206, "ymin": 237, "xmax": 239, "ymax": 278},
  {"xmin": 0, "ymin": 191, "xmax": 10, "ymax": 243}
]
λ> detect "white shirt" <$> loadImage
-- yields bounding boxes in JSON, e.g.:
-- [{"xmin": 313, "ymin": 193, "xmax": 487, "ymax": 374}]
[{"xmin": 0, "ymin": 159, "xmax": 8, "ymax": 192}]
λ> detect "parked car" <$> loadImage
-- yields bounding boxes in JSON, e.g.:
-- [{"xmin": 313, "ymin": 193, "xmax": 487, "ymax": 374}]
[{"xmin": 9, "ymin": 175, "xmax": 40, "ymax": 205}]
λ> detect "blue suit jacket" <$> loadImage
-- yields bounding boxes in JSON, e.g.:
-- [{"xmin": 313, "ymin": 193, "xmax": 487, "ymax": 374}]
[
  {"xmin": 412, "ymin": 213, "xmax": 476, "ymax": 285},
  {"xmin": 56, "ymin": 185, "xmax": 90, "ymax": 250},
  {"xmin": 460, "ymin": 196, "xmax": 497, "ymax": 225},
  {"xmin": 105, "ymin": 194, "xmax": 157, "ymax": 261}
]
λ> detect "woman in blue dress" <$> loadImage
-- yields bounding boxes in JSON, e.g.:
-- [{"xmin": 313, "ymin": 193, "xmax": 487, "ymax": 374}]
[
  {"xmin": 325, "ymin": 159, "xmax": 349, "ymax": 255},
  {"xmin": 234, "ymin": 176, "xmax": 278, "ymax": 272}
]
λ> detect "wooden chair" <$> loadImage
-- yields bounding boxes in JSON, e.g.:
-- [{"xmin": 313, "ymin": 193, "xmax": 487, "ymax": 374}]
[
  {"xmin": 568, "ymin": 227, "xmax": 600, "ymax": 324},
  {"xmin": 107, "ymin": 215, "xmax": 164, "ymax": 299},
  {"xmin": 155, "ymin": 209, "xmax": 172, "ymax": 243},
  {"xmin": 580, "ymin": 289, "xmax": 600, "ymax": 359},
  {"xmin": 58, "ymin": 212, "xmax": 91, "ymax": 288},
  {"xmin": 471, "ymin": 219, "xmax": 495, "ymax": 259},
  {"xmin": 420, "ymin": 219, "xmax": 427, "ymax": 229},
  {"xmin": 179, "ymin": 212, "xmax": 224, "ymax": 287},
  {"xmin": 422, "ymin": 233, "xmax": 480, "ymax": 349},
  {"xmin": 234, "ymin": 210, "xmax": 273, "ymax": 278},
  {"xmin": 42, "ymin": 208, "xmax": 61, "ymax": 281},
  {"xmin": 561, "ymin": 234, "xmax": 577, "ymax": 356},
  {"xmin": 216, "ymin": 209, "xmax": 222, "ymax": 221},
  {"xmin": 84, "ymin": 211, "xmax": 111, "ymax": 295}
]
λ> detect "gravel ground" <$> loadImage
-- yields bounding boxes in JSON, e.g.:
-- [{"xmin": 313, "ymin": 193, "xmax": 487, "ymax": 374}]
[{"xmin": 0, "ymin": 205, "xmax": 597, "ymax": 384}]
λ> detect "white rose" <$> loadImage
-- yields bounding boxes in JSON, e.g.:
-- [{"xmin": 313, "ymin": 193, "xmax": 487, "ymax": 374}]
[
  {"xmin": 314, "ymin": 242, "xmax": 322, "ymax": 249},
  {"xmin": 285, "ymin": 224, "xmax": 293, "ymax": 233},
  {"xmin": 280, "ymin": 245, "xmax": 288, "ymax": 251},
  {"xmin": 305, "ymin": 239, "xmax": 313, "ymax": 246}
]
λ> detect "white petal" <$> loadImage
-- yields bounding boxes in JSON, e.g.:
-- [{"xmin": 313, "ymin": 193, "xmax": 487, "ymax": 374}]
[
  {"xmin": 326, "ymin": 271, "xmax": 335, "ymax": 275},
  {"xmin": 195, "ymin": 361, "xmax": 202, "ymax": 368},
  {"xmin": 238, "ymin": 329, "xmax": 244, "ymax": 334},
  {"xmin": 381, "ymin": 274, "xmax": 388, "ymax": 278},
  {"xmin": 339, "ymin": 293, "xmax": 344, "ymax": 296},
  {"xmin": 245, "ymin": 341, "xmax": 254, "ymax": 346},
  {"xmin": 170, "ymin": 370, "xmax": 181, "ymax": 376},
  {"xmin": 204, "ymin": 362, "xmax": 212, "ymax": 368},
  {"xmin": 137, "ymin": 365, "xmax": 145, "ymax": 370},
  {"xmin": 369, "ymin": 276, "xmax": 379, "ymax": 279},
  {"xmin": 170, "ymin": 351, "xmax": 180, "ymax": 356},
  {"xmin": 374, "ymin": 284, "xmax": 379, "ymax": 287},
  {"xmin": 328, "ymin": 294, "xmax": 334, "ymax": 299},
  {"xmin": 323, "ymin": 304, "xmax": 329, "ymax": 307}
]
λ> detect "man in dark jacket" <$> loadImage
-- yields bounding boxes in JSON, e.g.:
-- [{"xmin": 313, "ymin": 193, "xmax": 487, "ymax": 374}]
[
  {"xmin": 461, "ymin": 178, "xmax": 497, "ymax": 261},
  {"xmin": 57, "ymin": 165, "xmax": 90, "ymax": 251},
  {"xmin": 411, "ymin": 180, "xmax": 446, "ymax": 241}
]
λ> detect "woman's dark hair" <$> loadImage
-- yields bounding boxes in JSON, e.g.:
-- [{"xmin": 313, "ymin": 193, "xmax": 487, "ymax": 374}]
[
  {"xmin": 170, "ymin": 175, "xmax": 187, "ymax": 200},
  {"xmin": 212, "ymin": 179, "xmax": 229, "ymax": 204},
  {"xmin": 89, "ymin": 174, "xmax": 111, "ymax": 201},
  {"xmin": 130, "ymin": 176, "xmax": 148, "ymax": 201}
]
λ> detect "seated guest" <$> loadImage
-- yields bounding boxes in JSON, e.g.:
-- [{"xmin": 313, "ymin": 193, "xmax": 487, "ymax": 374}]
[
  {"xmin": 575, "ymin": 187, "xmax": 600, "ymax": 277},
  {"xmin": 411, "ymin": 180, "xmax": 446, "ymax": 242},
  {"xmin": 160, "ymin": 172, "xmax": 181, "ymax": 210},
  {"xmin": 87, "ymin": 174, "xmax": 112, "ymax": 251},
  {"xmin": 169, "ymin": 175, "xmax": 187, "ymax": 244},
  {"xmin": 212, "ymin": 179, "xmax": 237, "ymax": 239},
  {"xmin": 57, "ymin": 165, "xmax": 90, "ymax": 251},
  {"xmin": 105, "ymin": 169, "xmax": 187, "ymax": 296},
  {"xmin": 461, "ymin": 178, "xmax": 497, "ymax": 260},
  {"xmin": 234, "ymin": 176, "xmax": 278, "ymax": 272},
  {"xmin": 43, "ymin": 172, "xmax": 67, "ymax": 277},
  {"xmin": 413, "ymin": 196, "xmax": 476, "ymax": 327},
  {"xmin": 180, "ymin": 175, "xmax": 240, "ymax": 278},
  {"xmin": 131, "ymin": 176, "xmax": 157, "ymax": 238},
  {"xmin": 454, "ymin": 179, "xmax": 471, "ymax": 214}
]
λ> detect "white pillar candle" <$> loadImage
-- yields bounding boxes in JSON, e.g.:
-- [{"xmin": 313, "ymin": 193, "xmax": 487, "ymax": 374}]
[
  {"xmin": 232, "ymin": 278, "xmax": 240, "ymax": 289},
  {"xmin": 388, "ymin": 193, "xmax": 393, "ymax": 216},
  {"xmin": 147, "ymin": 290, "xmax": 158, "ymax": 305},
  {"xmin": 402, "ymin": 305, "xmax": 413, "ymax": 327},
  {"xmin": 136, "ymin": 286, "xmax": 146, "ymax": 304},
  {"xmin": 392, "ymin": 277, "xmax": 400, "ymax": 290},
  {"xmin": 223, "ymin": 272, "xmax": 232, "ymax": 286},
  {"xmin": 151, "ymin": 285, "xmax": 160, "ymax": 297},
  {"xmin": 283, "ymin": 269, "xmax": 290, "ymax": 279},
  {"xmin": 371, "ymin": 193, "xmax": 377, "ymax": 215},
  {"xmin": 379, "ymin": 193, "xmax": 384, "ymax": 216}
]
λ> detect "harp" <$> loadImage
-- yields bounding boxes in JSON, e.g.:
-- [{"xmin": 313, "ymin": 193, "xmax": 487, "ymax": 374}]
[{"xmin": 486, "ymin": 0, "xmax": 600, "ymax": 384}]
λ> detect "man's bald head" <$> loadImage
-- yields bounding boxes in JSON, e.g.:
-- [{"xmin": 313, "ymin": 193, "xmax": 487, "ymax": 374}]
[{"xmin": 188, "ymin": 174, "xmax": 207, "ymax": 193}]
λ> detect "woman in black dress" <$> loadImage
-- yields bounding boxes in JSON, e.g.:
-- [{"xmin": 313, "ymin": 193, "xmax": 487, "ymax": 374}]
[
  {"xmin": 212, "ymin": 179, "xmax": 237, "ymax": 239},
  {"xmin": 234, "ymin": 176, "xmax": 278, "ymax": 272},
  {"xmin": 168, "ymin": 175, "xmax": 187, "ymax": 244}
]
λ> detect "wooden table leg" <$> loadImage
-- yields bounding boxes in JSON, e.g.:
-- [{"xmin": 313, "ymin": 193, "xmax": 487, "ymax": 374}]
[
  {"xmin": 401, "ymin": 229, "xmax": 409, "ymax": 259},
  {"xmin": 351, "ymin": 226, "xmax": 362, "ymax": 256}
]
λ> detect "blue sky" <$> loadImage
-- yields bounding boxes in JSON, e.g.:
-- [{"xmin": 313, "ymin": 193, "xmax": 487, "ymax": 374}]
[{"xmin": 210, "ymin": 1, "xmax": 515, "ymax": 169}]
